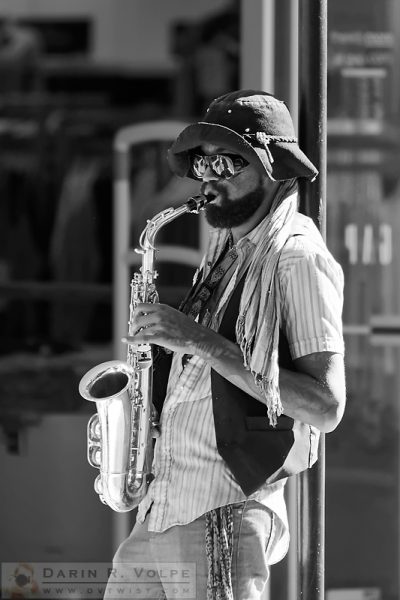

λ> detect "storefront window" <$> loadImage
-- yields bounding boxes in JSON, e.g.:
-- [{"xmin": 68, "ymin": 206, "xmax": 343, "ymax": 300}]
[{"xmin": 326, "ymin": 1, "xmax": 400, "ymax": 598}]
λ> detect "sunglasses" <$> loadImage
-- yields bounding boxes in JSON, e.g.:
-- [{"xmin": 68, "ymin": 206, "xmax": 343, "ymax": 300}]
[{"xmin": 191, "ymin": 153, "xmax": 249, "ymax": 180}]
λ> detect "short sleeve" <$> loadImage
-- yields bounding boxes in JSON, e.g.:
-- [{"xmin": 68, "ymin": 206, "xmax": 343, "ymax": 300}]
[{"xmin": 278, "ymin": 236, "xmax": 345, "ymax": 359}]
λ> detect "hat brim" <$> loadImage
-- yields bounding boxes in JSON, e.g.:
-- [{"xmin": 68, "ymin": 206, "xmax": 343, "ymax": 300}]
[{"xmin": 168, "ymin": 122, "xmax": 318, "ymax": 181}]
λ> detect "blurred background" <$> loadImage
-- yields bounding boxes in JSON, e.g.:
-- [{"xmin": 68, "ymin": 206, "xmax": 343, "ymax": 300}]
[{"xmin": 0, "ymin": 1, "xmax": 399, "ymax": 599}]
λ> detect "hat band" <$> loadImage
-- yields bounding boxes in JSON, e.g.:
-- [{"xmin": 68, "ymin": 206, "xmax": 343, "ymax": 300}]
[
  {"xmin": 243, "ymin": 132, "xmax": 298, "ymax": 164},
  {"xmin": 243, "ymin": 132, "xmax": 298, "ymax": 144}
]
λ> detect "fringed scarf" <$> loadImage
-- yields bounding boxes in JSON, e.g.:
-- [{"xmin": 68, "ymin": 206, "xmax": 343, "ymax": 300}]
[
  {"xmin": 203, "ymin": 179, "xmax": 298, "ymax": 600},
  {"xmin": 205, "ymin": 506, "xmax": 234, "ymax": 600},
  {"xmin": 202, "ymin": 178, "xmax": 298, "ymax": 426},
  {"xmin": 235, "ymin": 179, "xmax": 298, "ymax": 425}
]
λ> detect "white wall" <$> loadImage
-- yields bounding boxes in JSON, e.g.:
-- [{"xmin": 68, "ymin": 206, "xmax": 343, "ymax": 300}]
[{"xmin": 0, "ymin": 0, "xmax": 231, "ymax": 70}]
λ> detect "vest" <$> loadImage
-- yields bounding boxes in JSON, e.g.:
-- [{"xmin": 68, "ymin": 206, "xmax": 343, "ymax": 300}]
[
  {"xmin": 211, "ymin": 275, "xmax": 319, "ymax": 495},
  {"xmin": 153, "ymin": 216, "xmax": 320, "ymax": 496}
]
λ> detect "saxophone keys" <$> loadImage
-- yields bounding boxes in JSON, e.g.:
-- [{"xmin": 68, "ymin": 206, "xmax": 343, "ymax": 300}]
[
  {"xmin": 137, "ymin": 350, "xmax": 152, "ymax": 369},
  {"xmin": 87, "ymin": 414, "xmax": 102, "ymax": 468},
  {"xmin": 94, "ymin": 475, "xmax": 107, "ymax": 504},
  {"xmin": 88, "ymin": 445, "xmax": 102, "ymax": 468},
  {"xmin": 88, "ymin": 413, "xmax": 101, "ymax": 441}
]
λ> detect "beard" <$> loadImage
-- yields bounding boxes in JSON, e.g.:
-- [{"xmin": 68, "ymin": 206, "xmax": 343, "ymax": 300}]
[{"xmin": 204, "ymin": 183, "xmax": 266, "ymax": 229}]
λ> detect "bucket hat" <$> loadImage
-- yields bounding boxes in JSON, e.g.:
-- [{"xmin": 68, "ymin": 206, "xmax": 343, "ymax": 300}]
[{"xmin": 168, "ymin": 89, "xmax": 318, "ymax": 182}]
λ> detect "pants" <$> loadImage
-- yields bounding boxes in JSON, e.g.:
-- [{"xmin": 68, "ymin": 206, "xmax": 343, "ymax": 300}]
[{"xmin": 104, "ymin": 500, "xmax": 284, "ymax": 600}]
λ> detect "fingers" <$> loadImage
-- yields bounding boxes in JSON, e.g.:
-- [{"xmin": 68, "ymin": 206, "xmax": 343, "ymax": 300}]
[
  {"xmin": 133, "ymin": 302, "xmax": 162, "ymax": 316},
  {"xmin": 123, "ymin": 303, "xmax": 195, "ymax": 353},
  {"xmin": 130, "ymin": 303, "xmax": 167, "ymax": 331},
  {"xmin": 126, "ymin": 304, "xmax": 163, "ymax": 342},
  {"xmin": 122, "ymin": 335, "xmax": 137, "ymax": 344},
  {"xmin": 129, "ymin": 303, "xmax": 182, "ymax": 339},
  {"xmin": 133, "ymin": 303, "xmax": 178, "ymax": 318},
  {"xmin": 122, "ymin": 330, "xmax": 160, "ymax": 347},
  {"xmin": 132, "ymin": 312, "xmax": 159, "ymax": 330}
]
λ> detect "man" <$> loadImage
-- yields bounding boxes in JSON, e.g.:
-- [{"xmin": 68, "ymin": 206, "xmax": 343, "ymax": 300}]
[{"xmin": 105, "ymin": 90, "xmax": 345, "ymax": 600}]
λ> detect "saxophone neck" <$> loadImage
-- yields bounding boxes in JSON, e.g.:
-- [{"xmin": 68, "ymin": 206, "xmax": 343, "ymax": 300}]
[{"xmin": 139, "ymin": 195, "xmax": 210, "ymax": 253}]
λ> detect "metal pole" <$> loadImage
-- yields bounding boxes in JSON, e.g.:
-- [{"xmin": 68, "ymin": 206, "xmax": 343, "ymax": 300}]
[
  {"xmin": 298, "ymin": 1, "xmax": 328, "ymax": 600},
  {"xmin": 298, "ymin": 0, "xmax": 327, "ymax": 235}
]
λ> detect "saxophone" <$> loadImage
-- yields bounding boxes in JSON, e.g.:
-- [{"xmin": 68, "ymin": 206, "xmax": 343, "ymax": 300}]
[{"xmin": 79, "ymin": 194, "xmax": 209, "ymax": 512}]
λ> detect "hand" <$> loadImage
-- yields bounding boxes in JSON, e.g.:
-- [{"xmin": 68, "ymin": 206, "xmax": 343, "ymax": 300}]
[{"xmin": 122, "ymin": 302, "xmax": 216, "ymax": 357}]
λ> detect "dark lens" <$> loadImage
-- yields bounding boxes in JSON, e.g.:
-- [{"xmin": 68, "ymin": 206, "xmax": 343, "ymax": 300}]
[
  {"xmin": 211, "ymin": 155, "xmax": 235, "ymax": 178},
  {"xmin": 232, "ymin": 156, "xmax": 248, "ymax": 170},
  {"xmin": 191, "ymin": 155, "xmax": 205, "ymax": 178}
]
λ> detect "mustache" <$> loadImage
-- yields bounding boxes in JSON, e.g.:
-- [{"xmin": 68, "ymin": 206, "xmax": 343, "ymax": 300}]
[{"xmin": 201, "ymin": 181, "xmax": 228, "ymax": 198}]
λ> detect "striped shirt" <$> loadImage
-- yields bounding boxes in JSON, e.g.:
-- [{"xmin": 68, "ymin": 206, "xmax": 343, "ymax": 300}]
[{"xmin": 137, "ymin": 213, "xmax": 344, "ymax": 564}]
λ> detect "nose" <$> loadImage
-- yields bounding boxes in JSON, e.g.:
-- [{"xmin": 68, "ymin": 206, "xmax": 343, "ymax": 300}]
[{"xmin": 201, "ymin": 164, "xmax": 219, "ymax": 182}]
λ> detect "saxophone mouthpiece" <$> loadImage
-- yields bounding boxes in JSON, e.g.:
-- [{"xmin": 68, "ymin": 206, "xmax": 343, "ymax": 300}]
[
  {"xmin": 187, "ymin": 194, "xmax": 211, "ymax": 212},
  {"xmin": 202, "ymin": 194, "xmax": 214, "ymax": 205}
]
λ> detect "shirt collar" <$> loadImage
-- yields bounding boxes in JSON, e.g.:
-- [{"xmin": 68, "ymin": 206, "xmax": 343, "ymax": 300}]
[
  {"xmin": 235, "ymin": 210, "xmax": 272, "ymax": 250},
  {"xmin": 235, "ymin": 192, "xmax": 299, "ymax": 250}
]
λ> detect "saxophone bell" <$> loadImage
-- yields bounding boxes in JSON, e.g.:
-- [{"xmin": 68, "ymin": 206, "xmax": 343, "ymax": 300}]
[{"xmin": 79, "ymin": 360, "xmax": 151, "ymax": 512}]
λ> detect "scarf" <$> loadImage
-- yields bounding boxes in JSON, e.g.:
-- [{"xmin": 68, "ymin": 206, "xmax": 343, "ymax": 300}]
[
  {"xmin": 205, "ymin": 506, "xmax": 234, "ymax": 600},
  {"xmin": 203, "ymin": 178, "xmax": 298, "ymax": 427}
]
